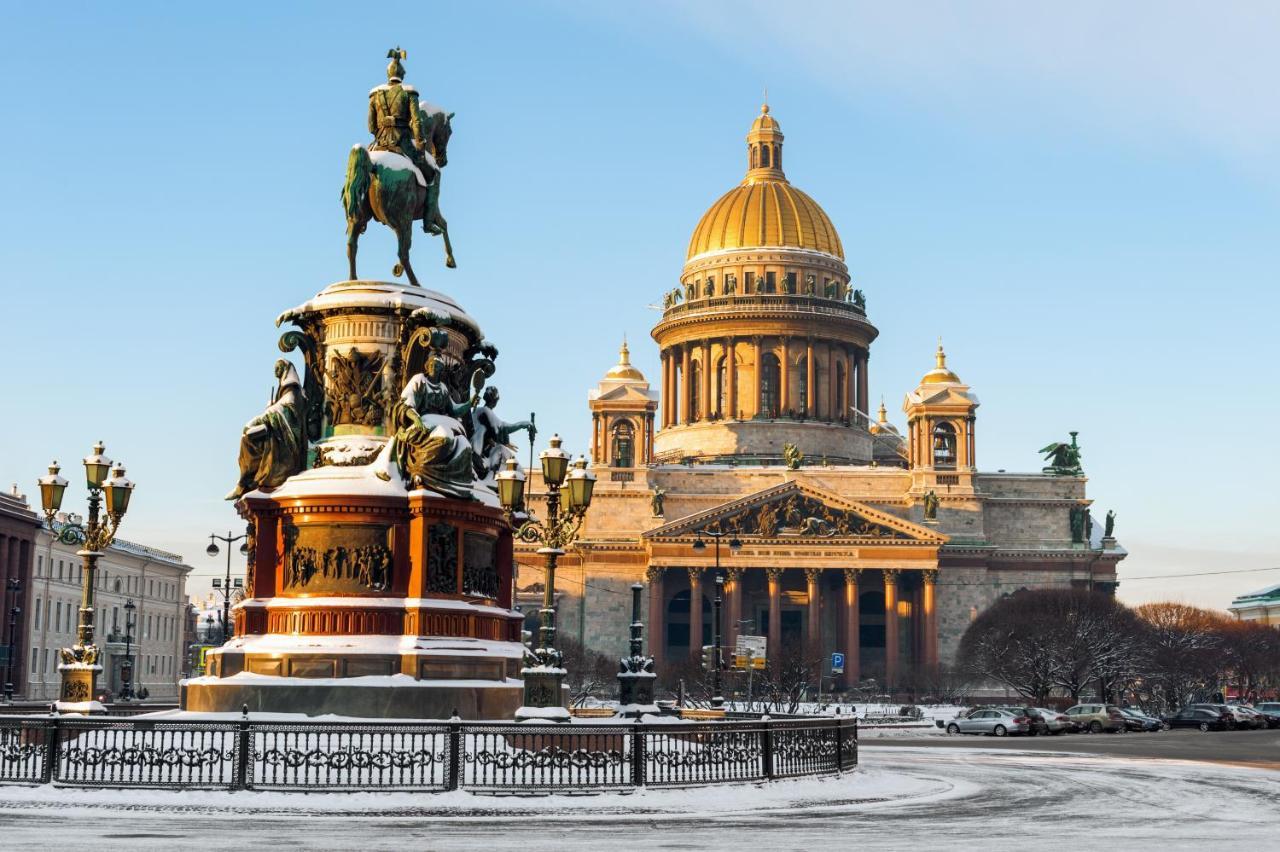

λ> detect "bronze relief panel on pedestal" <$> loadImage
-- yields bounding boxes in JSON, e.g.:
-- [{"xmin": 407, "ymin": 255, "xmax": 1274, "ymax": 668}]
[{"xmin": 284, "ymin": 522, "xmax": 394, "ymax": 593}]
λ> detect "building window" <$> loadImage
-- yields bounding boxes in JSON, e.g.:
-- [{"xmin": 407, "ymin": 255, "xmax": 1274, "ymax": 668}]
[
  {"xmin": 760, "ymin": 144, "xmax": 771, "ymax": 167},
  {"xmin": 611, "ymin": 420, "xmax": 635, "ymax": 468},
  {"xmin": 932, "ymin": 422, "xmax": 958, "ymax": 469},
  {"xmin": 30, "ymin": 648, "xmax": 37, "ymax": 677},
  {"xmin": 36, "ymin": 555, "xmax": 42, "ymax": 577},
  {"xmin": 760, "ymin": 353, "xmax": 782, "ymax": 417},
  {"xmin": 765, "ymin": 272, "xmax": 777, "ymax": 293},
  {"xmin": 784, "ymin": 272, "xmax": 796, "ymax": 294},
  {"xmin": 55, "ymin": 601, "xmax": 61, "ymax": 633},
  {"xmin": 57, "ymin": 561, "xmax": 63, "ymax": 581},
  {"xmin": 744, "ymin": 271, "xmax": 756, "ymax": 293},
  {"xmin": 797, "ymin": 357, "xmax": 808, "ymax": 415},
  {"xmin": 34, "ymin": 599, "xmax": 41, "ymax": 630}
]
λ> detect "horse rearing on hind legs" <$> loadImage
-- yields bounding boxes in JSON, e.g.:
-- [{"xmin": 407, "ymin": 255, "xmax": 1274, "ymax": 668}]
[{"xmin": 342, "ymin": 106, "xmax": 455, "ymax": 287}]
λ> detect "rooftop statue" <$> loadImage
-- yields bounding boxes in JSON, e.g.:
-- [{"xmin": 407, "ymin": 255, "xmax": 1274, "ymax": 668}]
[
  {"xmin": 343, "ymin": 48, "xmax": 456, "ymax": 287},
  {"xmin": 1040, "ymin": 431, "xmax": 1083, "ymax": 476},
  {"xmin": 227, "ymin": 360, "xmax": 307, "ymax": 499}
]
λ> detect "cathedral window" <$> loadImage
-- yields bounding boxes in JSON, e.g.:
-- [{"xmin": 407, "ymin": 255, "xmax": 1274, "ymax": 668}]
[
  {"xmin": 784, "ymin": 272, "xmax": 796, "ymax": 294},
  {"xmin": 611, "ymin": 420, "xmax": 634, "ymax": 468},
  {"xmin": 760, "ymin": 353, "xmax": 781, "ymax": 417},
  {"xmin": 932, "ymin": 422, "xmax": 958, "ymax": 469},
  {"xmin": 760, "ymin": 144, "xmax": 771, "ymax": 167},
  {"xmin": 797, "ymin": 357, "xmax": 808, "ymax": 415},
  {"xmin": 765, "ymin": 272, "xmax": 777, "ymax": 293},
  {"xmin": 744, "ymin": 271, "xmax": 756, "ymax": 293}
]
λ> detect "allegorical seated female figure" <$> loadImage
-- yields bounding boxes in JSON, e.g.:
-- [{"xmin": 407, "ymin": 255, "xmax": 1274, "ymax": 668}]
[
  {"xmin": 227, "ymin": 359, "xmax": 306, "ymax": 499},
  {"xmin": 390, "ymin": 355, "xmax": 481, "ymax": 499}
]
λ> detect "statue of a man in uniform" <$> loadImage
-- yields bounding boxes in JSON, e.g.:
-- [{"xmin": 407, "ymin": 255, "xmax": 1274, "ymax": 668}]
[{"xmin": 368, "ymin": 48, "xmax": 434, "ymax": 232}]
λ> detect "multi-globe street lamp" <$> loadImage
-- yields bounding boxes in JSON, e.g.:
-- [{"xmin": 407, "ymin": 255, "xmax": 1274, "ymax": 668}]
[
  {"xmin": 205, "ymin": 532, "xmax": 248, "ymax": 644},
  {"xmin": 36, "ymin": 442, "xmax": 135, "ymax": 707},
  {"xmin": 495, "ymin": 435, "xmax": 596, "ymax": 721},
  {"xmin": 692, "ymin": 528, "xmax": 741, "ymax": 709}
]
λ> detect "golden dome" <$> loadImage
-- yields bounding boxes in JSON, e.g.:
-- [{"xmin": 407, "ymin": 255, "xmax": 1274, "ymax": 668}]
[
  {"xmin": 686, "ymin": 104, "xmax": 844, "ymax": 262},
  {"xmin": 604, "ymin": 337, "xmax": 645, "ymax": 382},
  {"xmin": 920, "ymin": 342, "xmax": 962, "ymax": 385}
]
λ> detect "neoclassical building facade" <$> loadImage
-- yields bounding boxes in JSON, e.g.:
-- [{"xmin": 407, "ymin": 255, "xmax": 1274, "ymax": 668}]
[{"xmin": 516, "ymin": 104, "xmax": 1125, "ymax": 689}]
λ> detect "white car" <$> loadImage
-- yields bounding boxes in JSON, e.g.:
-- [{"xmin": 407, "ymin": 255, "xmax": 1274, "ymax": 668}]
[{"xmin": 946, "ymin": 708, "xmax": 1032, "ymax": 737}]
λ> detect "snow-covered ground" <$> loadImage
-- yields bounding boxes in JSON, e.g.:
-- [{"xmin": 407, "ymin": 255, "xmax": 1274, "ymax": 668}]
[{"xmin": 0, "ymin": 746, "xmax": 1276, "ymax": 849}]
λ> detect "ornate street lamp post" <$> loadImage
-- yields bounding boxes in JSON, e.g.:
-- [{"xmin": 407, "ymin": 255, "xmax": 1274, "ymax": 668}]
[
  {"xmin": 692, "ymin": 528, "xmax": 741, "ymax": 709},
  {"xmin": 495, "ymin": 435, "xmax": 596, "ymax": 722},
  {"xmin": 205, "ymin": 532, "xmax": 248, "ymax": 644},
  {"xmin": 3, "ymin": 578, "xmax": 20, "ymax": 702},
  {"xmin": 36, "ymin": 443, "xmax": 135, "ymax": 710},
  {"xmin": 120, "ymin": 599, "xmax": 136, "ymax": 701}
]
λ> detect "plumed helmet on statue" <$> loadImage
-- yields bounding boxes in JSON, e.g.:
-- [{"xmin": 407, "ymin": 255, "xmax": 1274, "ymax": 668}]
[{"xmin": 386, "ymin": 46, "xmax": 406, "ymax": 83}]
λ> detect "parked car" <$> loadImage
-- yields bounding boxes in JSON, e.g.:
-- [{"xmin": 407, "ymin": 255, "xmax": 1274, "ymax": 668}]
[
  {"xmin": 1119, "ymin": 708, "xmax": 1165, "ymax": 732},
  {"xmin": 1188, "ymin": 704, "xmax": 1239, "ymax": 730},
  {"xmin": 996, "ymin": 706, "xmax": 1050, "ymax": 736},
  {"xmin": 1251, "ymin": 703, "xmax": 1280, "ymax": 728},
  {"xmin": 1231, "ymin": 705, "xmax": 1272, "ymax": 729},
  {"xmin": 1030, "ymin": 707, "xmax": 1075, "ymax": 734},
  {"xmin": 1164, "ymin": 708, "xmax": 1229, "ymax": 731},
  {"xmin": 945, "ymin": 708, "xmax": 1033, "ymax": 737},
  {"xmin": 1064, "ymin": 703, "xmax": 1126, "ymax": 733}
]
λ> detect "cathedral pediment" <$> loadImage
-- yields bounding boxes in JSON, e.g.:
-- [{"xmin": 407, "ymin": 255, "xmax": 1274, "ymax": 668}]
[
  {"xmin": 592, "ymin": 384, "xmax": 656, "ymax": 402},
  {"xmin": 644, "ymin": 481, "xmax": 947, "ymax": 544}
]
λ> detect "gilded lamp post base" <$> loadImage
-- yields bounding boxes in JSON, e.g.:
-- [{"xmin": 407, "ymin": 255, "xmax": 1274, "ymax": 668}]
[{"xmin": 57, "ymin": 652, "xmax": 106, "ymax": 714}]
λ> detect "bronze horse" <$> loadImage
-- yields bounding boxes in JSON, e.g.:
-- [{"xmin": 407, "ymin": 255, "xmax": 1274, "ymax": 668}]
[{"xmin": 343, "ymin": 107, "xmax": 454, "ymax": 287}]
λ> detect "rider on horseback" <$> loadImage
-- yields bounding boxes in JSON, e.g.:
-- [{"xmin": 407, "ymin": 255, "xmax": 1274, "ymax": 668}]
[{"xmin": 368, "ymin": 48, "xmax": 435, "ymax": 233}]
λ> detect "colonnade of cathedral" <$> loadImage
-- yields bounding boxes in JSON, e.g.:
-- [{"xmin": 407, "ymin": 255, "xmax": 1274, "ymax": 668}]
[
  {"xmin": 644, "ymin": 564, "xmax": 937, "ymax": 689},
  {"xmin": 658, "ymin": 336, "xmax": 870, "ymax": 427}
]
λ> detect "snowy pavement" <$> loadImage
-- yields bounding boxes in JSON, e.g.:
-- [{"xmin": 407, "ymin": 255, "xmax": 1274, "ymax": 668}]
[{"xmin": 0, "ymin": 746, "xmax": 1276, "ymax": 849}]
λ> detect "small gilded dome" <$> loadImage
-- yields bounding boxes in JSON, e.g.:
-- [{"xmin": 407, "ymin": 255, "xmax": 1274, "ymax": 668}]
[
  {"xmin": 604, "ymin": 338, "xmax": 645, "ymax": 382},
  {"xmin": 920, "ymin": 342, "xmax": 962, "ymax": 385},
  {"xmin": 750, "ymin": 102, "xmax": 780, "ymax": 133},
  {"xmin": 686, "ymin": 104, "xmax": 844, "ymax": 262}
]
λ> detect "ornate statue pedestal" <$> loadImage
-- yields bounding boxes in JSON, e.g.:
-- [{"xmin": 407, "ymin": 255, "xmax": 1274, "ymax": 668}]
[{"xmin": 185, "ymin": 482, "xmax": 527, "ymax": 719}]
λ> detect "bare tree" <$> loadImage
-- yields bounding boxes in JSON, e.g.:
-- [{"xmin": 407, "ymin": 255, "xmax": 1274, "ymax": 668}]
[
  {"xmin": 558, "ymin": 634, "xmax": 618, "ymax": 705},
  {"xmin": 959, "ymin": 589, "xmax": 1145, "ymax": 704},
  {"xmin": 1134, "ymin": 602, "xmax": 1225, "ymax": 711}
]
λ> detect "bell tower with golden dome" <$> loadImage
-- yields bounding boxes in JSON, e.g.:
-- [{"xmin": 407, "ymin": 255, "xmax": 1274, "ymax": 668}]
[
  {"xmin": 652, "ymin": 103, "xmax": 879, "ymax": 464},
  {"xmin": 904, "ymin": 342, "xmax": 979, "ymax": 494}
]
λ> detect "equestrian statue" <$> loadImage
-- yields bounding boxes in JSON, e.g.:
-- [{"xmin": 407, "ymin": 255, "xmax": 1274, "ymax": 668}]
[{"xmin": 343, "ymin": 47, "xmax": 455, "ymax": 287}]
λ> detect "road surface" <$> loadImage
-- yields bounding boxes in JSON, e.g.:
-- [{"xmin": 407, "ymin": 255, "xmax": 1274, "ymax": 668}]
[{"xmin": 0, "ymin": 740, "xmax": 1276, "ymax": 850}]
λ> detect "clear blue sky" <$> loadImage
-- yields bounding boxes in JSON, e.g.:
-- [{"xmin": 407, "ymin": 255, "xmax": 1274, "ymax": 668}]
[{"xmin": 1, "ymin": 2, "xmax": 1276, "ymax": 608}]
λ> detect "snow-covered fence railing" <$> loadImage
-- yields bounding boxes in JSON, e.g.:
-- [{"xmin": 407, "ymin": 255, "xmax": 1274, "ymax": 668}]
[{"xmin": 0, "ymin": 713, "xmax": 856, "ymax": 792}]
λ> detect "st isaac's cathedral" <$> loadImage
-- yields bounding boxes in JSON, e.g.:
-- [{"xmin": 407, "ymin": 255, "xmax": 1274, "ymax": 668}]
[{"xmin": 516, "ymin": 104, "xmax": 1125, "ymax": 690}]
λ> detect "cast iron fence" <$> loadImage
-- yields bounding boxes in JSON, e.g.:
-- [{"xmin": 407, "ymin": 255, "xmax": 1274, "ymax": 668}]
[{"xmin": 0, "ymin": 712, "xmax": 856, "ymax": 792}]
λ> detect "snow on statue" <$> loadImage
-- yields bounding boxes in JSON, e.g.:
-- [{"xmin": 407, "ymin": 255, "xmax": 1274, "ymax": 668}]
[
  {"xmin": 227, "ymin": 359, "xmax": 306, "ymax": 499},
  {"xmin": 389, "ymin": 354, "xmax": 483, "ymax": 499}
]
